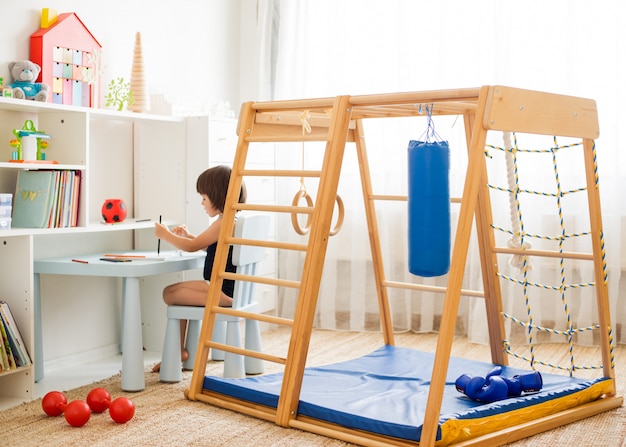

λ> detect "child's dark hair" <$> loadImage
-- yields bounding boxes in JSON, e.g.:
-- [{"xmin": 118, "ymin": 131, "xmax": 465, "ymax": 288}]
[{"xmin": 196, "ymin": 165, "xmax": 246, "ymax": 213}]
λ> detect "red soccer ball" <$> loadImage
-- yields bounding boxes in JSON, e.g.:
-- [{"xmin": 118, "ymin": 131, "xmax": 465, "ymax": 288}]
[
  {"xmin": 109, "ymin": 397, "xmax": 135, "ymax": 424},
  {"xmin": 101, "ymin": 199, "xmax": 127, "ymax": 223}
]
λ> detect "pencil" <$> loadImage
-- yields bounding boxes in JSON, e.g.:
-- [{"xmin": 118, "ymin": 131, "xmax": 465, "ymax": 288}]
[
  {"xmin": 103, "ymin": 254, "xmax": 147, "ymax": 258},
  {"xmin": 71, "ymin": 259, "xmax": 88, "ymax": 264},
  {"xmin": 157, "ymin": 215, "xmax": 162, "ymax": 255}
]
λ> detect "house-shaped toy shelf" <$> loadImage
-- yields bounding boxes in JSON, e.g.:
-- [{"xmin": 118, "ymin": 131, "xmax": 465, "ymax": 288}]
[{"xmin": 30, "ymin": 12, "xmax": 101, "ymax": 107}]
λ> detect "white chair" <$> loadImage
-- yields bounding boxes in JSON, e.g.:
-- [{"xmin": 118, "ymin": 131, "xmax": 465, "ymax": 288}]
[{"xmin": 159, "ymin": 214, "xmax": 270, "ymax": 382}]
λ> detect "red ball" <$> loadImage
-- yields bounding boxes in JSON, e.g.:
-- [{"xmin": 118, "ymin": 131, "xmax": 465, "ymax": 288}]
[
  {"xmin": 101, "ymin": 199, "xmax": 127, "ymax": 223},
  {"xmin": 42, "ymin": 391, "xmax": 67, "ymax": 416},
  {"xmin": 86, "ymin": 387, "xmax": 111, "ymax": 413},
  {"xmin": 64, "ymin": 400, "xmax": 91, "ymax": 427},
  {"xmin": 109, "ymin": 397, "xmax": 135, "ymax": 424}
]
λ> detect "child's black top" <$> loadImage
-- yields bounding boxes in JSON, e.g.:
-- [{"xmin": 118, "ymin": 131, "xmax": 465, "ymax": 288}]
[{"xmin": 203, "ymin": 242, "xmax": 236, "ymax": 297}]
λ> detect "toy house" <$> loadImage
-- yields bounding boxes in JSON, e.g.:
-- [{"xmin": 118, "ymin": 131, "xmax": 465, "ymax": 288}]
[{"xmin": 30, "ymin": 12, "xmax": 101, "ymax": 107}]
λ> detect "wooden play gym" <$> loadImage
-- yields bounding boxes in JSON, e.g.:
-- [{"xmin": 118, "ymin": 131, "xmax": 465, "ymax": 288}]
[{"xmin": 183, "ymin": 86, "xmax": 622, "ymax": 446}]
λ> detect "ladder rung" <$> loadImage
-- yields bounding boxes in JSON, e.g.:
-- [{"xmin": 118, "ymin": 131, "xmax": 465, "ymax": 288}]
[
  {"xmin": 232, "ymin": 203, "xmax": 315, "ymax": 216},
  {"xmin": 493, "ymin": 247, "xmax": 594, "ymax": 261},
  {"xmin": 205, "ymin": 340, "xmax": 287, "ymax": 366},
  {"xmin": 245, "ymin": 133, "xmax": 329, "ymax": 143},
  {"xmin": 383, "ymin": 280, "xmax": 485, "ymax": 298},
  {"xmin": 226, "ymin": 236, "xmax": 308, "ymax": 253},
  {"xmin": 369, "ymin": 194, "xmax": 462, "ymax": 203},
  {"xmin": 222, "ymin": 272, "xmax": 301, "ymax": 289},
  {"xmin": 240, "ymin": 169, "xmax": 322, "ymax": 178},
  {"xmin": 209, "ymin": 305, "xmax": 295, "ymax": 327}
]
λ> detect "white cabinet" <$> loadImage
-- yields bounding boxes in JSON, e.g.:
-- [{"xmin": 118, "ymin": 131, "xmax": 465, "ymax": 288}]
[
  {"xmin": 0, "ymin": 97, "xmax": 187, "ymax": 408},
  {"xmin": 0, "ymin": 100, "xmax": 277, "ymax": 408}
]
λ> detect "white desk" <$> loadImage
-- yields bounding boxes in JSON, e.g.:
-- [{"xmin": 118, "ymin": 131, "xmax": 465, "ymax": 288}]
[{"xmin": 34, "ymin": 251, "xmax": 204, "ymax": 391}]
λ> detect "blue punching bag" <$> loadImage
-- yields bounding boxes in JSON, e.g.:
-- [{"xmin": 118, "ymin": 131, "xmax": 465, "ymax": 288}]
[{"xmin": 407, "ymin": 140, "xmax": 451, "ymax": 277}]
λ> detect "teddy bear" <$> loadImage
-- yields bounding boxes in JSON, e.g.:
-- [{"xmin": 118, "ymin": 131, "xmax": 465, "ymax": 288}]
[{"xmin": 7, "ymin": 60, "xmax": 49, "ymax": 102}]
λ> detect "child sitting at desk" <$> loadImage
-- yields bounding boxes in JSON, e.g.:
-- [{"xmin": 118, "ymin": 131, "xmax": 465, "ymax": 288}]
[{"xmin": 151, "ymin": 165, "xmax": 246, "ymax": 372}]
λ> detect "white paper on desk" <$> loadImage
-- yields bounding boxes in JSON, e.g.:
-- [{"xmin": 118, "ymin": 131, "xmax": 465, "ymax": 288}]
[
  {"xmin": 102, "ymin": 253, "xmax": 168, "ymax": 261},
  {"xmin": 102, "ymin": 251, "xmax": 197, "ymax": 261}
]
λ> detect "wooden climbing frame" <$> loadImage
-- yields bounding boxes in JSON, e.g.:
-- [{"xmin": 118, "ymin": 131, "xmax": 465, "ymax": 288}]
[{"xmin": 185, "ymin": 86, "xmax": 621, "ymax": 447}]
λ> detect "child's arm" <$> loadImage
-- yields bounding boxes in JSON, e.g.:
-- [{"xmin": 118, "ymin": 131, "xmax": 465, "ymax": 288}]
[{"xmin": 154, "ymin": 218, "xmax": 224, "ymax": 252}]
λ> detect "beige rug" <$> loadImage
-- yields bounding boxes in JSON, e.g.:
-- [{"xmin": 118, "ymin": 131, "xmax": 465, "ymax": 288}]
[{"xmin": 1, "ymin": 328, "xmax": 624, "ymax": 446}]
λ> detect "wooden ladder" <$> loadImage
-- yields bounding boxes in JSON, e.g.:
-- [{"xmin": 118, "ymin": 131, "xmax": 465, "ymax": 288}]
[{"xmin": 186, "ymin": 95, "xmax": 354, "ymax": 425}]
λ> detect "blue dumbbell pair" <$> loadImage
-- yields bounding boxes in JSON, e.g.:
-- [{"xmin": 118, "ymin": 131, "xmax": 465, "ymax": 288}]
[{"xmin": 455, "ymin": 366, "xmax": 543, "ymax": 403}]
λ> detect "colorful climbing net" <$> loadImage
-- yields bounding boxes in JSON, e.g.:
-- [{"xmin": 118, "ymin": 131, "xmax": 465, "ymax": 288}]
[{"xmin": 485, "ymin": 132, "xmax": 614, "ymax": 377}]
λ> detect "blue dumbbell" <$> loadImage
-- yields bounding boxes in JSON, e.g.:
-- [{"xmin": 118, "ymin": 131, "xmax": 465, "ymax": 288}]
[
  {"xmin": 486, "ymin": 366, "xmax": 543, "ymax": 396},
  {"xmin": 455, "ymin": 373, "xmax": 508, "ymax": 403}
]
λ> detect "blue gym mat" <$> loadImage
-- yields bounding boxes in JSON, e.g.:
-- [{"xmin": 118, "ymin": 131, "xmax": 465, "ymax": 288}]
[{"xmin": 203, "ymin": 345, "xmax": 608, "ymax": 442}]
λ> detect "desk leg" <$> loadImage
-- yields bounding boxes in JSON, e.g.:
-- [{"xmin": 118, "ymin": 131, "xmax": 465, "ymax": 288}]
[
  {"xmin": 34, "ymin": 273, "xmax": 44, "ymax": 382},
  {"xmin": 121, "ymin": 277, "xmax": 145, "ymax": 391}
]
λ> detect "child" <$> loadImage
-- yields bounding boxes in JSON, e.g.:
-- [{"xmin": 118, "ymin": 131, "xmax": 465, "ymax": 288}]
[{"xmin": 151, "ymin": 165, "xmax": 246, "ymax": 372}]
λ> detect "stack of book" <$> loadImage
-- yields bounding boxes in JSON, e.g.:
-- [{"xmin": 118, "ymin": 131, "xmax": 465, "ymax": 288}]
[
  {"xmin": 12, "ymin": 170, "xmax": 81, "ymax": 228},
  {"xmin": 0, "ymin": 193, "xmax": 11, "ymax": 230},
  {"xmin": 0, "ymin": 301, "xmax": 31, "ymax": 372}
]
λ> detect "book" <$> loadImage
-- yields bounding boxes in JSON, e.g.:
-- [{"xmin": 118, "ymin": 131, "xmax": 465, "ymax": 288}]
[
  {"xmin": 0, "ymin": 311, "xmax": 16, "ymax": 370},
  {"xmin": 0, "ymin": 313, "xmax": 8, "ymax": 372},
  {"xmin": 12, "ymin": 170, "xmax": 81, "ymax": 229},
  {"xmin": 70, "ymin": 171, "xmax": 81, "ymax": 227},
  {"xmin": 0, "ymin": 301, "xmax": 31, "ymax": 367},
  {"xmin": 12, "ymin": 170, "xmax": 57, "ymax": 228},
  {"xmin": 0, "ymin": 311, "xmax": 20, "ymax": 368}
]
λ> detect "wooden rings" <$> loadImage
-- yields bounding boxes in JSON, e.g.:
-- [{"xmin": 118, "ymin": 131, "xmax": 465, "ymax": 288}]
[{"xmin": 291, "ymin": 189, "xmax": 344, "ymax": 236}]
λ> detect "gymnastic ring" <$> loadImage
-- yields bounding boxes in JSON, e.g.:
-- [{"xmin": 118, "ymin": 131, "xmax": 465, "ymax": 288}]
[
  {"xmin": 291, "ymin": 189, "xmax": 314, "ymax": 235},
  {"xmin": 329, "ymin": 194, "xmax": 344, "ymax": 236}
]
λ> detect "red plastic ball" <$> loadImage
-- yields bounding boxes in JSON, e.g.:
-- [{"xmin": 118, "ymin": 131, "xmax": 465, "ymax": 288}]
[
  {"xmin": 109, "ymin": 397, "xmax": 135, "ymax": 424},
  {"xmin": 64, "ymin": 400, "xmax": 91, "ymax": 427},
  {"xmin": 86, "ymin": 387, "xmax": 111, "ymax": 413},
  {"xmin": 42, "ymin": 391, "xmax": 67, "ymax": 416},
  {"xmin": 101, "ymin": 199, "xmax": 127, "ymax": 223}
]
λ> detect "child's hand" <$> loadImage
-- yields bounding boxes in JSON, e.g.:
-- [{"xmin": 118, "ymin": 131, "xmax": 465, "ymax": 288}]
[
  {"xmin": 154, "ymin": 222, "xmax": 170, "ymax": 239},
  {"xmin": 171, "ymin": 225, "xmax": 190, "ymax": 238}
]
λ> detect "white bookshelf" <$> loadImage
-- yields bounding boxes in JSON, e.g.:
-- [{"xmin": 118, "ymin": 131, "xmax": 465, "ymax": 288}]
[{"xmin": 0, "ymin": 97, "xmax": 188, "ymax": 407}]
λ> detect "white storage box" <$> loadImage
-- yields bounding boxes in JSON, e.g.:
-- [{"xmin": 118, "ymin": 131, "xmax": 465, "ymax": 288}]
[
  {"xmin": 0, "ymin": 217, "xmax": 11, "ymax": 230},
  {"xmin": 0, "ymin": 193, "xmax": 11, "ymax": 206},
  {"xmin": 0, "ymin": 206, "xmax": 11, "ymax": 218}
]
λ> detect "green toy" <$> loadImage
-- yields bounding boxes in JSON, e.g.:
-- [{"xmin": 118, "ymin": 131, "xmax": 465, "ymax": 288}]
[
  {"xmin": 9, "ymin": 120, "xmax": 51, "ymax": 161},
  {"xmin": 105, "ymin": 77, "xmax": 134, "ymax": 111}
]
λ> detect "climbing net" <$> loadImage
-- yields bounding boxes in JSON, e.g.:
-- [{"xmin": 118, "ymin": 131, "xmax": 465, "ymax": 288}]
[{"xmin": 484, "ymin": 132, "xmax": 614, "ymax": 377}]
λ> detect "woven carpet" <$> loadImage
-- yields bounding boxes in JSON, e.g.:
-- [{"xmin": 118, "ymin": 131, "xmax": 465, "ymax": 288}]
[{"xmin": 1, "ymin": 328, "xmax": 624, "ymax": 446}]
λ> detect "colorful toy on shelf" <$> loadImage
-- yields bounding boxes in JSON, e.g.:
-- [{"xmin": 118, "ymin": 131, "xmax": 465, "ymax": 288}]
[
  {"xmin": 128, "ymin": 32, "xmax": 148, "ymax": 113},
  {"xmin": 105, "ymin": 77, "xmax": 134, "ymax": 111},
  {"xmin": 7, "ymin": 61, "xmax": 49, "ymax": 102},
  {"xmin": 8, "ymin": 120, "xmax": 54, "ymax": 163},
  {"xmin": 101, "ymin": 198, "xmax": 128, "ymax": 223},
  {"xmin": 30, "ymin": 9, "xmax": 102, "ymax": 107}
]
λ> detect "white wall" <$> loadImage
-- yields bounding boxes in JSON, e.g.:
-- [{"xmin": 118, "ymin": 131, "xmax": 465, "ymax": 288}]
[
  {"xmin": 1, "ymin": 1, "xmax": 258, "ymax": 364},
  {"xmin": 1, "ymin": 0, "xmax": 247, "ymax": 113}
]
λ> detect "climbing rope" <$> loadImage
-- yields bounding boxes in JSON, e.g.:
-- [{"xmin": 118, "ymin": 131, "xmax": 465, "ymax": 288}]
[
  {"xmin": 486, "ymin": 134, "xmax": 613, "ymax": 376},
  {"xmin": 291, "ymin": 110, "xmax": 344, "ymax": 236}
]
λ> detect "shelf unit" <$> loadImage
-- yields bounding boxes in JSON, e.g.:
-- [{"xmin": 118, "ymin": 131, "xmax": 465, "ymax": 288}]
[{"xmin": 0, "ymin": 97, "xmax": 188, "ymax": 408}]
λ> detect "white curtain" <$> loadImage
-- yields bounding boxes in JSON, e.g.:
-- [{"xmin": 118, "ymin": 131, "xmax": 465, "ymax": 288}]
[{"xmin": 255, "ymin": 0, "xmax": 625, "ymax": 346}]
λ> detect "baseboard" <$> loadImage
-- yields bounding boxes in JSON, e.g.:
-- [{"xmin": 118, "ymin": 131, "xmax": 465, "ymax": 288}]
[{"xmin": 43, "ymin": 343, "xmax": 121, "ymax": 373}]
